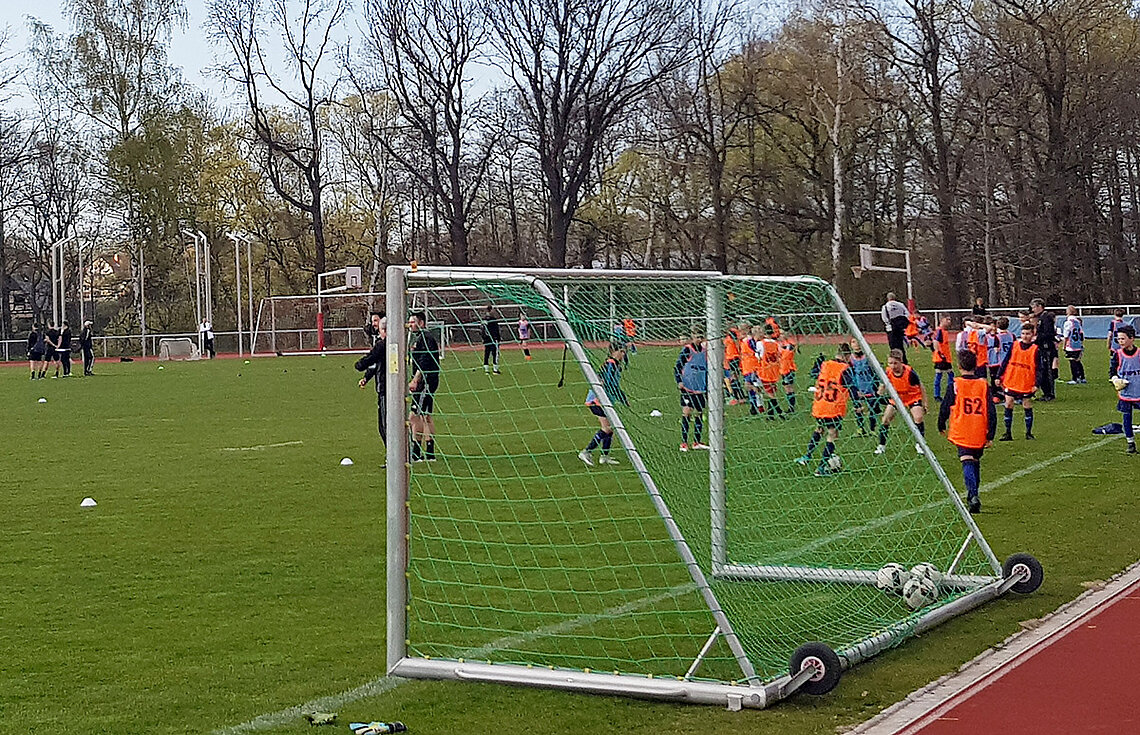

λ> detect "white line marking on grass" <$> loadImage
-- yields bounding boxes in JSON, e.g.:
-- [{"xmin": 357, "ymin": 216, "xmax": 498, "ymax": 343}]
[
  {"xmin": 772, "ymin": 436, "xmax": 1116, "ymax": 563},
  {"xmin": 220, "ymin": 441, "xmax": 304, "ymax": 452},
  {"xmin": 212, "ymin": 583, "xmax": 697, "ymax": 734}
]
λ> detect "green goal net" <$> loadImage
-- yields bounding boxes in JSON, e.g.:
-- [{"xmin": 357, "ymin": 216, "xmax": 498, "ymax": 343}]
[{"xmin": 384, "ymin": 267, "xmax": 1030, "ymax": 709}]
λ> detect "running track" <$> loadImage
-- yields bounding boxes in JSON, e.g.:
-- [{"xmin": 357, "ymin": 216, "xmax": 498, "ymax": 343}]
[{"xmin": 857, "ymin": 565, "xmax": 1140, "ymax": 735}]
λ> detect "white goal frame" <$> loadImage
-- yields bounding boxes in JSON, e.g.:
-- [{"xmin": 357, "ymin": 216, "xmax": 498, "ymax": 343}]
[
  {"xmin": 157, "ymin": 337, "xmax": 201, "ymax": 361},
  {"xmin": 384, "ymin": 265, "xmax": 1026, "ymax": 710}
]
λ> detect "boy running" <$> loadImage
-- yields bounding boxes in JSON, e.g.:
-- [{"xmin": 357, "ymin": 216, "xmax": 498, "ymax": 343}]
[
  {"xmin": 579, "ymin": 346, "xmax": 630, "ymax": 466},
  {"xmin": 939, "ymin": 349, "xmax": 996, "ymax": 514},
  {"xmin": 675, "ymin": 330, "xmax": 709, "ymax": 451},
  {"xmin": 722, "ymin": 325, "xmax": 746, "ymax": 404},
  {"xmin": 996, "ymin": 322, "xmax": 1039, "ymax": 441},
  {"xmin": 1110, "ymin": 325, "xmax": 1140, "ymax": 454},
  {"xmin": 1061, "ymin": 305, "xmax": 1086, "ymax": 384},
  {"xmin": 875, "ymin": 348, "xmax": 927, "ymax": 455},
  {"xmin": 931, "ymin": 315, "xmax": 954, "ymax": 400},
  {"xmin": 796, "ymin": 343, "xmax": 857, "ymax": 477}
]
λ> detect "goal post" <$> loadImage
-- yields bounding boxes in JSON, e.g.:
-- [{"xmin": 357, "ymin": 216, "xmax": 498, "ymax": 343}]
[
  {"xmin": 384, "ymin": 266, "xmax": 1038, "ymax": 709},
  {"xmin": 157, "ymin": 337, "xmax": 201, "ymax": 361}
]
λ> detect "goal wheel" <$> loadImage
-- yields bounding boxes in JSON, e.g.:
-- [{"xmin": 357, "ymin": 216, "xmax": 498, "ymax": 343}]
[
  {"xmin": 1003, "ymin": 552, "xmax": 1044, "ymax": 594},
  {"xmin": 789, "ymin": 642, "xmax": 842, "ymax": 695}
]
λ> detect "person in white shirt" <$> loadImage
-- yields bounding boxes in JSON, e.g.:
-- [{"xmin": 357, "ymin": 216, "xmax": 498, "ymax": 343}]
[
  {"xmin": 199, "ymin": 319, "xmax": 216, "ymax": 359},
  {"xmin": 1061, "ymin": 305, "xmax": 1086, "ymax": 384},
  {"xmin": 881, "ymin": 292, "xmax": 910, "ymax": 362}
]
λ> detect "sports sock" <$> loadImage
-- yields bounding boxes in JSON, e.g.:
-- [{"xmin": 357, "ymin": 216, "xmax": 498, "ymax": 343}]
[
  {"xmin": 681, "ymin": 416, "xmax": 690, "ymax": 443},
  {"xmin": 749, "ymin": 391, "xmax": 760, "ymax": 411},
  {"xmin": 819, "ymin": 441, "xmax": 835, "ymax": 469},
  {"xmin": 878, "ymin": 424, "xmax": 888, "ymax": 445},
  {"xmin": 694, "ymin": 417, "xmax": 703, "ymax": 443},
  {"xmin": 916, "ymin": 420, "xmax": 925, "ymax": 437},
  {"xmin": 1024, "ymin": 408, "xmax": 1034, "ymax": 434},
  {"xmin": 1124, "ymin": 404, "xmax": 1135, "ymax": 441},
  {"xmin": 411, "ymin": 440, "xmax": 422, "ymax": 461},
  {"xmin": 962, "ymin": 460, "xmax": 980, "ymax": 500},
  {"xmin": 934, "ymin": 371, "xmax": 943, "ymax": 399},
  {"xmin": 1004, "ymin": 407, "xmax": 1013, "ymax": 432},
  {"xmin": 787, "ymin": 392, "xmax": 796, "ymax": 410},
  {"xmin": 804, "ymin": 430, "xmax": 821, "ymax": 457},
  {"xmin": 766, "ymin": 399, "xmax": 781, "ymax": 416},
  {"xmin": 601, "ymin": 432, "xmax": 613, "ymax": 452},
  {"xmin": 425, "ymin": 439, "xmax": 435, "ymax": 459},
  {"xmin": 586, "ymin": 430, "xmax": 605, "ymax": 451},
  {"xmin": 523, "ymin": 348, "xmax": 531, "ymax": 357}
]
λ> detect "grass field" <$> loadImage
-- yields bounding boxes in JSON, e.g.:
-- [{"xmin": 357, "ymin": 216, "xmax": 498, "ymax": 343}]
[{"xmin": 3, "ymin": 341, "xmax": 1137, "ymax": 735}]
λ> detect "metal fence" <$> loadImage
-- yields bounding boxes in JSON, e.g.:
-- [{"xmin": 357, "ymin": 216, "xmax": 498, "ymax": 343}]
[{"xmin": 4, "ymin": 302, "xmax": 1137, "ymax": 362}]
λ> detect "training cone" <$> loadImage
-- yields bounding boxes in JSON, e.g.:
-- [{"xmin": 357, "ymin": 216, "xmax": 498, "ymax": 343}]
[
  {"xmin": 340, "ymin": 457, "xmax": 354, "ymax": 466},
  {"xmin": 80, "ymin": 497, "xmax": 97, "ymax": 508},
  {"xmin": 37, "ymin": 397, "xmax": 47, "ymax": 404},
  {"xmin": 649, "ymin": 409, "xmax": 663, "ymax": 417}
]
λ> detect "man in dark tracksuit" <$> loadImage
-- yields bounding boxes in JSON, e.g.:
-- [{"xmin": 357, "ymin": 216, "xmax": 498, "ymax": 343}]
[
  {"xmin": 80, "ymin": 321, "xmax": 95, "ymax": 375},
  {"xmin": 355, "ymin": 315, "xmax": 388, "ymax": 458},
  {"xmin": 45, "ymin": 324, "xmax": 61, "ymax": 377},
  {"xmin": 1030, "ymin": 298, "xmax": 1057, "ymax": 400},
  {"xmin": 481, "ymin": 305, "xmax": 501, "ymax": 374},
  {"xmin": 58, "ymin": 321, "xmax": 73, "ymax": 377}
]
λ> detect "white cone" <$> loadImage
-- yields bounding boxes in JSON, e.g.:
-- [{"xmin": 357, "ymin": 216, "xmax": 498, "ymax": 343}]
[
  {"xmin": 649, "ymin": 409, "xmax": 663, "ymax": 417},
  {"xmin": 80, "ymin": 497, "xmax": 97, "ymax": 507},
  {"xmin": 37, "ymin": 398, "xmax": 47, "ymax": 404},
  {"xmin": 340, "ymin": 457, "xmax": 354, "ymax": 466}
]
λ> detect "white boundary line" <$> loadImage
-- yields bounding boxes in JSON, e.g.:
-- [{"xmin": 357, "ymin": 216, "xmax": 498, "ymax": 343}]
[
  {"xmin": 220, "ymin": 441, "xmax": 304, "ymax": 452},
  {"xmin": 852, "ymin": 560, "xmax": 1140, "ymax": 735},
  {"xmin": 214, "ymin": 436, "xmax": 1117, "ymax": 732}
]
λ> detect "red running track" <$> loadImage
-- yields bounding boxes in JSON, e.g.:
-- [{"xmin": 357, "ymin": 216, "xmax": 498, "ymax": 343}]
[{"xmin": 901, "ymin": 580, "xmax": 1140, "ymax": 735}]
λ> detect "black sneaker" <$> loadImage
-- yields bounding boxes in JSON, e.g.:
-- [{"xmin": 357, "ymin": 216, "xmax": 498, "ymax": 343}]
[
  {"xmin": 1025, "ymin": 432, "xmax": 1036, "ymax": 440},
  {"xmin": 968, "ymin": 497, "xmax": 981, "ymax": 514},
  {"xmin": 1128, "ymin": 443, "xmax": 1137, "ymax": 455},
  {"xmin": 999, "ymin": 432, "xmax": 1013, "ymax": 442}
]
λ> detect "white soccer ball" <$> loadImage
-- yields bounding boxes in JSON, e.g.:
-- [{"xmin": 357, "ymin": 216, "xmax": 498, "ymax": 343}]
[
  {"xmin": 827, "ymin": 454, "xmax": 843, "ymax": 471},
  {"xmin": 909, "ymin": 562, "xmax": 944, "ymax": 586},
  {"xmin": 875, "ymin": 563, "xmax": 911, "ymax": 595},
  {"xmin": 902, "ymin": 575, "xmax": 940, "ymax": 610},
  {"xmin": 650, "ymin": 409, "xmax": 663, "ymax": 417},
  {"xmin": 1111, "ymin": 376, "xmax": 1129, "ymax": 392}
]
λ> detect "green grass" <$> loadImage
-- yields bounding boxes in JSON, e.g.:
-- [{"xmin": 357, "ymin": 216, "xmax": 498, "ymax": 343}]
[{"xmin": 2, "ymin": 342, "xmax": 1137, "ymax": 735}]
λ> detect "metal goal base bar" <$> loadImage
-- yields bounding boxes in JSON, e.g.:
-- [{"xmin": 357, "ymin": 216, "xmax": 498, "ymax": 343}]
[
  {"xmin": 714, "ymin": 563, "xmax": 997, "ymax": 590},
  {"xmin": 390, "ymin": 658, "xmax": 775, "ymax": 710}
]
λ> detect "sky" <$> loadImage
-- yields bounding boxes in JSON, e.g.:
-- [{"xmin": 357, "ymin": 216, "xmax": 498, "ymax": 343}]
[{"xmin": 1, "ymin": 0, "xmax": 225, "ymax": 100}]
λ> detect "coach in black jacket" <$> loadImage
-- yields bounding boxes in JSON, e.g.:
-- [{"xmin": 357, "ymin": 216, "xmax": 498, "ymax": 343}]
[{"xmin": 355, "ymin": 315, "xmax": 388, "ymax": 453}]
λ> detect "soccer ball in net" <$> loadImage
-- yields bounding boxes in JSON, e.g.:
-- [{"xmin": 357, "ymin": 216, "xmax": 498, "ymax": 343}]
[
  {"xmin": 875, "ymin": 563, "xmax": 911, "ymax": 595},
  {"xmin": 909, "ymin": 562, "xmax": 944, "ymax": 586},
  {"xmin": 902, "ymin": 575, "xmax": 940, "ymax": 610}
]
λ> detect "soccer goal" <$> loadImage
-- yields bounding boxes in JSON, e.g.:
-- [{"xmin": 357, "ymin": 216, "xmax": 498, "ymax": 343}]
[
  {"xmin": 158, "ymin": 337, "xmax": 201, "ymax": 361},
  {"xmin": 383, "ymin": 266, "xmax": 1042, "ymax": 710}
]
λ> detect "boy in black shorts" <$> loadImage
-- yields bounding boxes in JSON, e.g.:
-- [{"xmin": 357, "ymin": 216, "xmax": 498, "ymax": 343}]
[{"xmin": 408, "ymin": 311, "xmax": 441, "ymax": 462}]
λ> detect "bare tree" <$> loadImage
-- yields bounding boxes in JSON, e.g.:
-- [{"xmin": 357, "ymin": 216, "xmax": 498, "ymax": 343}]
[
  {"xmin": 488, "ymin": 0, "xmax": 692, "ymax": 267},
  {"xmin": 358, "ymin": 0, "xmax": 494, "ymax": 266},
  {"xmin": 209, "ymin": 0, "xmax": 347, "ymax": 281}
]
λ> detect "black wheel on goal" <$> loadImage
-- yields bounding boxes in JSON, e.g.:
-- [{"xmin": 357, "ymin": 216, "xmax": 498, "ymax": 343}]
[
  {"xmin": 1003, "ymin": 552, "xmax": 1044, "ymax": 594},
  {"xmin": 789, "ymin": 641, "xmax": 842, "ymax": 695}
]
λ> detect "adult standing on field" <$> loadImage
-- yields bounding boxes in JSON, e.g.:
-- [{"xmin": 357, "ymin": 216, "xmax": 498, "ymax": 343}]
[
  {"xmin": 27, "ymin": 323, "xmax": 45, "ymax": 379},
  {"xmin": 80, "ymin": 320, "xmax": 95, "ymax": 375},
  {"xmin": 1030, "ymin": 298, "xmax": 1057, "ymax": 401},
  {"xmin": 199, "ymin": 318, "xmax": 216, "ymax": 359},
  {"xmin": 881, "ymin": 292, "xmax": 910, "ymax": 363},
  {"xmin": 58, "ymin": 321, "xmax": 73, "ymax": 377},
  {"xmin": 356, "ymin": 315, "xmax": 388, "ymax": 455},
  {"xmin": 408, "ymin": 310, "xmax": 441, "ymax": 462}
]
